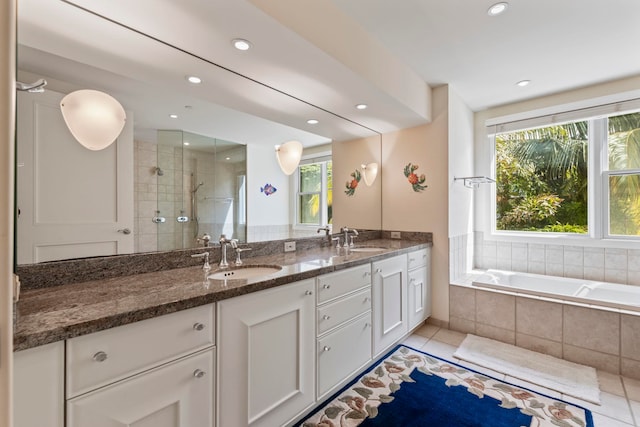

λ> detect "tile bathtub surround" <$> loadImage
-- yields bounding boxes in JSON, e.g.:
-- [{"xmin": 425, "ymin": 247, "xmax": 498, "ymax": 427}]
[
  {"xmin": 449, "ymin": 233, "xmax": 473, "ymax": 281},
  {"xmin": 474, "ymin": 232, "xmax": 640, "ymax": 287},
  {"xmin": 449, "ymin": 283, "xmax": 640, "ymax": 379}
]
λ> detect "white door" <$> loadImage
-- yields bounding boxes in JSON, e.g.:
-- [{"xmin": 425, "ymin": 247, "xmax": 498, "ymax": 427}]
[
  {"xmin": 372, "ymin": 255, "xmax": 408, "ymax": 357},
  {"xmin": 218, "ymin": 279, "xmax": 316, "ymax": 427},
  {"xmin": 67, "ymin": 349, "xmax": 214, "ymax": 427},
  {"xmin": 16, "ymin": 89, "xmax": 134, "ymax": 264}
]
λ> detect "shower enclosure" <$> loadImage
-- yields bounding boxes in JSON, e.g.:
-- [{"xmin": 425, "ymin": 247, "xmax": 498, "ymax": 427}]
[{"xmin": 156, "ymin": 130, "xmax": 246, "ymax": 250}]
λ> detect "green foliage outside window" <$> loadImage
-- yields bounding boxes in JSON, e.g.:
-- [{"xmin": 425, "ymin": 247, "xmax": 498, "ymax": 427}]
[{"xmin": 496, "ymin": 112, "xmax": 640, "ymax": 236}]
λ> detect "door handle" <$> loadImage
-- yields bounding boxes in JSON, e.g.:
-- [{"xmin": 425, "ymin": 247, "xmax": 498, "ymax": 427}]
[{"xmin": 117, "ymin": 228, "xmax": 131, "ymax": 235}]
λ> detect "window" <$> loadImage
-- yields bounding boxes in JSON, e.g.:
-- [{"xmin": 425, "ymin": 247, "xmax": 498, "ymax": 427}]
[
  {"xmin": 493, "ymin": 106, "xmax": 640, "ymax": 239},
  {"xmin": 296, "ymin": 158, "xmax": 332, "ymax": 226}
]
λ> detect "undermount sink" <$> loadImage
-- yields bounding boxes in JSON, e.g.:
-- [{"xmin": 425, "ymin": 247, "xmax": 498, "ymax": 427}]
[
  {"xmin": 208, "ymin": 265, "xmax": 282, "ymax": 280},
  {"xmin": 349, "ymin": 247, "xmax": 387, "ymax": 253}
]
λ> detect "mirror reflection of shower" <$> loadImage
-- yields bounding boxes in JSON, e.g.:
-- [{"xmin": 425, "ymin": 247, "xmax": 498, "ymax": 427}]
[{"xmin": 191, "ymin": 178, "xmax": 204, "ymax": 239}]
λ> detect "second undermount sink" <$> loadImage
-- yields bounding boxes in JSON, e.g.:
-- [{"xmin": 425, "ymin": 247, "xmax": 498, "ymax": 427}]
[
  {"xmin": 349, "ymin": 247, "xmax": 387, "ymax": 253},
  {"xmin": 208, "ymin": 265, "xmax": 282, "ymax": 280}
]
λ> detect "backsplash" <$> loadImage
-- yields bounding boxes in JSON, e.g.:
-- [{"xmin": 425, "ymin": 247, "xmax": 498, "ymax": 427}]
[
  {"xmin": 473, "ymin": 232, "xmax": 640, "ymax": 286},
  {"xmin": 15, "ymin": 230, "xmax": 430, "ymax": 290}
]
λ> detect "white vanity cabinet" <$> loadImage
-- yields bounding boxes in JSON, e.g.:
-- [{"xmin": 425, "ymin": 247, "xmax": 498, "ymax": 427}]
[
  {"xmin": 217, "ymin": 278, "xmax": 316, "ymax": 427},
  {"xmin": 14, "ymin": 342, "xmax": 65, "ymax": 427},
  {"xmin": 316, "ymin": 265, "xmax": 372, "ymax": 399},
  {"xmin": 407, "ymin": 248, "xmax": 431, "ymax": 330},
  {"xmin": 66, "ymin": 304, "xmax": 216, "ymax": 427},
  {"xmin": 372, "ymin": 254, "xmax": 408, "ymax": 357}
]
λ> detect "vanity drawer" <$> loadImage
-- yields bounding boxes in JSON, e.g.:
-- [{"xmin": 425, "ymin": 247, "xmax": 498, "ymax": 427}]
[
  {"xmin": 317, "ymin": 264, "xmax": 371, "ymax": 303},
  {"xmin": 407, "ymin": 248, "xmax": 428, "ymax": 270},
  {"xmin": 317, "ymin": 312, "xmax": 372, "ymax": 398},
  {"xmin": 317, "ymin": 287, "xmax": 371, "ymax": 335},
  {"xmin": 66, "ymin": 303, "xmax": 215, "ymax": 398}
]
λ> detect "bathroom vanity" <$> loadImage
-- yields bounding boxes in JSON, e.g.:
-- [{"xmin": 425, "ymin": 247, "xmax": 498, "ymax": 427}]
[{"xmin": 13, "ymin": 239, "xmax": 431, "ymax": 427}]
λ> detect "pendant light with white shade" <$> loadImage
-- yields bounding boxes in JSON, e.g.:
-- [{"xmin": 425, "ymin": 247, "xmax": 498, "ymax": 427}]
[
  {"xmin": 275, "ymin": 140, "xmax": 303, "ymax": 175},
  {"xmin": 60, "ymin": 89, "xmax": 127, "ymax": 151},
  {"xmin": 361, "ymin": 162, "xmax": 379, "ymax": 186}
]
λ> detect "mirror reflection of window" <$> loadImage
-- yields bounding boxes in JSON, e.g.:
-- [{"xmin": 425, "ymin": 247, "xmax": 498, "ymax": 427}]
[{"xmin": 296, "ymin": 156, "xmax": 332, "ymax": 227}]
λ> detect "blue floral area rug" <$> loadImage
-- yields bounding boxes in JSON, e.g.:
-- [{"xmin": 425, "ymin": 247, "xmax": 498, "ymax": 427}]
[{"xmin": 297, "ymin": 345, "xmax": 593, "ymax": 427}]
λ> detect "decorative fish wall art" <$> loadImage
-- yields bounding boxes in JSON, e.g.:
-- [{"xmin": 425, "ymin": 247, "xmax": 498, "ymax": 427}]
[{"xmin": 260, "ymin": 183, "xmax": 277, "ymax": 196}]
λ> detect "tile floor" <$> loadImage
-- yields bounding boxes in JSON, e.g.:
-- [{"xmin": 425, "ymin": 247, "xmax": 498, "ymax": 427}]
[{"xmin": 403, "ymin": 324, "xmax": 640, "ymax": 427}]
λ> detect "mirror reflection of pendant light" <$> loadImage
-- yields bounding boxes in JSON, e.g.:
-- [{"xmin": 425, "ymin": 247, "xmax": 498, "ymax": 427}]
[
  {"xmin": 275, "ymin": 140, "xmax": 303, "ymax": 175},
  {"xmin": 60, "ymin": 89, "xmax": 127, "ymax": 151},
  {"xmin": 361, "ymin": 162, "xmax": 379, "ymax": 186}
]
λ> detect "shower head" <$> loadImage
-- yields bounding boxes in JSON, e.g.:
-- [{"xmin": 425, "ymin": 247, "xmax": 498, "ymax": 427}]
[
  {"xmin": 154, "ymin": 167, "xmax": 164, "ymax": 176},
  {"xmin": 192, "ymin": 182, "xmax": 204, "ymax": 193}
]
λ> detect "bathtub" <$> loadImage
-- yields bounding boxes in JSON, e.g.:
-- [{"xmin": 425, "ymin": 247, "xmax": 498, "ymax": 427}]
[{"xmin": 472, "ymin": 269, "xmax": 640, "ymax": 313}]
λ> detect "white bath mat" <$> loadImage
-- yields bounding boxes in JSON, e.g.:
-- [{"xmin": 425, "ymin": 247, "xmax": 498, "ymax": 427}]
[{"xmin": 453, "ymin": 334, "xmax": 601, "ymax": 405}]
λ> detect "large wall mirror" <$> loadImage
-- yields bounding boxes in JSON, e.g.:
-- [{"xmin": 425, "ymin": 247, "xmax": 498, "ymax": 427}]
[{"xmin": 15, "ymin": 0, "xmax": 382, "ymax": 265}]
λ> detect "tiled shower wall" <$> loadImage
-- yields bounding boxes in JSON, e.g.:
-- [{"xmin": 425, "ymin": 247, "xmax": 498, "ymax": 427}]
[
  {"xmin": 134, "ymin": 140, "xmax": 158, "ymax": 253},
  {"xmin": 473, "ymin": 231, "xmax": 640, "ymax": 286}
]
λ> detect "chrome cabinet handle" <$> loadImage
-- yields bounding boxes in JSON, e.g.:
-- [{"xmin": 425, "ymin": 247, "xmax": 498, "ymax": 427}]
[
  {"xmin": 409, "ymin": 258, "xmax": 416, "ymax": 262},
  {"xmin": 305, "ymin": 290, "xmax": 313, "ymax": 296},
  {"xmin": 193, "ymin": 369, "xmax": 206, "ymax": 378},
  {"xmin": 117, "ymin": 228, "xmax": 131, "ymax": 235},
  {"xmin": 93, "ymin": 351, "xmax": 108, "ymax": 362},
  {"xmin": 375, "ymin": 268, "xmax": 382, "ymax": 273},
  {"xmin": 323, "ymin": 346, "xmax": 331, "ymax": 352},
  {"xmin": 364, "ymin": 297, "xmax": 370, "ymax": 302},
  {"xmin": 363, "ymin": 271, "xmax": 371, "ymax": 277},
  {"xmin": 193, "ymin": 322, "xmax": 205, "ymax": 331},
  {"xmin": 322, "ymin": 315, "xmax": 331, "ymax": 320},
  {"xmin": 323, "ymin": 284, "xmax": 331, "ymax": 289}
]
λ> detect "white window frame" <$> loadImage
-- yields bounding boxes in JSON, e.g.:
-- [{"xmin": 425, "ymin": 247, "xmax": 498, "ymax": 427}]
[
  {"xmin": 489, "ymin": 100, "xmax": 640, "ymax": 244},
  {"xmin": 293, "ymin": 156, "xmax": 332, "ymax": 230}
]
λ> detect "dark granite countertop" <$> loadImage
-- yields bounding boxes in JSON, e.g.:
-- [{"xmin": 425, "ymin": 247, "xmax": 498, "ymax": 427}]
[{"xmin": 14, "ymin": 239, "xmax": 431, "ymax": 351}]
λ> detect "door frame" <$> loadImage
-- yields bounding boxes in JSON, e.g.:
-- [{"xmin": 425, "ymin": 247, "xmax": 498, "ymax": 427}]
[{"xmin": 0, "ymin": 1, "xmax": 16, "ymax": 426}]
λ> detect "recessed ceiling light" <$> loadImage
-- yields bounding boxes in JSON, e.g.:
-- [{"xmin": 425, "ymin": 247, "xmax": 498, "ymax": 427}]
[
  {"xmin": 232, "ymin": 38, "xmax": 252, "ymax": 51},
  {"xmin": 183, "ymin": 142, "xmax": 190, "ymax": 146},
  {"xmin": 186, "ymin": 76, "xmax": 202, "ymax": 84},
  {"xmin": 355, "ymin": 104, "xmax": 368, "ymax": 110},
  {"xmin": 307, "ymin": 119, "xmax": 319, "ymax": 125},
  {"xmin": 225, "ymin": 157, "xmax": 231, "ymax": 161},
  {"xmin": 516, "ymin": 80, "xmax": 531, "ymax": 87},
  {"xmin": 488, "ymin": 2, "xmax": 508, "ymax": 16},
  {"xmin": 169, "ymin": 114, "xmax": 178, "ymax": 119}
]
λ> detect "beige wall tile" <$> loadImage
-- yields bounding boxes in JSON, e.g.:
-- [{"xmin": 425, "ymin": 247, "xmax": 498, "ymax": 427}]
[
  {"xmin": 516, "ymin": 297, "xmax": 562, "ymax": 342},
  {"xmin": 476, "ymin": 290, "xmax": 515, "ymax": 330},
  {"xmin": 563, "ymin": 344, "xmax": 620, "ymax": 374},
  {"xmin": 449, "ymin": 285, "xmax": 475, "ymax": 321},
  {"xmin": 564, "ymin": 305, "xmax": 620, "ymax": 355},
  {"xmin": 449, "ymin": 316, "xmax": 475, "ymax": 335},
  {"xmin": 476, "ymin": 323, "xmax": 515, "ymax": 345},
  {"xmin": 515, "ymin": 333, "xmax": 563, "ymax": 359},
  {"xmin": 621, "ymin": 315, "xmax": 640, "ymax": 361},
  {"xmin": 621, "ymin": 358, "xmax": 640, "ymax": 381}
]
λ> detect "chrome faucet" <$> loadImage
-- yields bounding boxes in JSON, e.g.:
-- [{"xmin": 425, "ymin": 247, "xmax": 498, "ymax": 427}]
[
  {"xmin": 191, "ymin": 251, "xmax": 211, "ymax": 270},
  {"xmin": 197, "ymin": 233, "xmax": 212, "ymax": 247},
  {"xmin": 234, "ymin": 247, "xmax": 252, "ymax": 265},
  {"xmin": 317, "ymin": 225, "xmax": 330, "ymax": 235},
  {"xmin": 218, "ymin": 234, "xmax": 238, "ymax": 268},
  {"xmin": 340, "ymin": 227, "xmax": 359, "ymax": 248}
]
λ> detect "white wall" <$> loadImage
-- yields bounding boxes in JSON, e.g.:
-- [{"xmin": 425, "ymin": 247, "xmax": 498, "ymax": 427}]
[
  {"xmin": 473, "ymin": 75, "xmax": 640, "ymax": 278},
  {"xmin": 246, "ymin": 144, "xmax": 291, "ymax": 240},
  {"xmin": 382, "ymin": 85, "xmax": 449, "ymax": 322},
  {"xmin": 0, "ymin": 0, "xmax": 15, "ymax": 425}
]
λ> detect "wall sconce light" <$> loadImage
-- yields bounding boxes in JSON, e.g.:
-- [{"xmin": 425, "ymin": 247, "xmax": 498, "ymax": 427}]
[
  {"xmin": 60, "ymin": 89, "xmax": 126, "ymax": 151},
  {"xmin": 361, "ymin": 162, "xmax": 379, "ymax": 186},
  {"xmin": 275, "ymin": 140, "xmax": 303, "ymax": 175}
]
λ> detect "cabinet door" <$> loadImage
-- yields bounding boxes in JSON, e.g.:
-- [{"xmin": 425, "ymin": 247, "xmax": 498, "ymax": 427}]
[
  {"xmin": 372, "ymin": 255, "xmax": 408, "ymax": 357},
  {"xmin": 317, "ymin": 313, "xmax": 372, "ymax": 399},
  {"xmin": 67, "ymin": 348, "xmax": 214, "ymax": 427},
  {"xmin": 14, "ymin": 342, "xmax": 64, "ymax": 427},
  {"xmin": 408, "ymin": 266, "xmax": 428, "ymax": 330},
  {"xmin": 218, "ymin": 279, "xmax": 316, "ymax": 427}
]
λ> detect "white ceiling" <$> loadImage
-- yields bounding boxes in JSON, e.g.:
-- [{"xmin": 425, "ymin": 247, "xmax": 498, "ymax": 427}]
[
  {"xmin": 17, "ymin": 0, "xmax": 640, "ymax": 146},
  {"xmin": 332, "ymin": 0, "xmax": 640, "ymax": 111}
]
